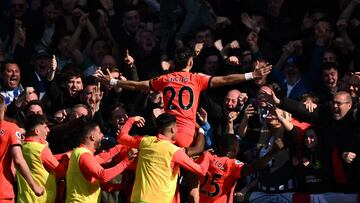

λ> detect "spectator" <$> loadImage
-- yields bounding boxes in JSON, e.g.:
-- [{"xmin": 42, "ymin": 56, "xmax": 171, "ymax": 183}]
[{"xmin": 0, "ymin": 61, "xmax": 23, "ymax": 106}]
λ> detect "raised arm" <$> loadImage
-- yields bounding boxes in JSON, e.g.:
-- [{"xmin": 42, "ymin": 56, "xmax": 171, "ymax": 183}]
[
  {"xmin": 79, "ymin": 152, "xmax": 133, "ymax": 183},
  {"xmin": 173, "ymin": 150, "xmax": 211, "ymax": 176},
  {"xmin": 117, "ymin": 116, "xmax": 145, "ymax": 148},
  {"xmin": 95, "ymin": 69, "xmax": 150, "ymax": 92},
  {"xmin": 209, "ymin": 61, "xmax": 272, "ymax": 88}
]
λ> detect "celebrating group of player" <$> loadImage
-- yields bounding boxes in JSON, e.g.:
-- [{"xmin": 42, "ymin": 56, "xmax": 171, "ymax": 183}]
[{"xmin": 1, "ymin": 47, "xmax": 278, "ymax": 203}]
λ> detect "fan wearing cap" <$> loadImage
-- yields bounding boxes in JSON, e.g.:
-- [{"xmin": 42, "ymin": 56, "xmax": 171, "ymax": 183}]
[
  {"xmin": 270, "ymin": 55, "xmax": 312, "ymax": 100},
  {"xmin": 21, "ymin": 50, "xmax": 54, "ymax": 101}
]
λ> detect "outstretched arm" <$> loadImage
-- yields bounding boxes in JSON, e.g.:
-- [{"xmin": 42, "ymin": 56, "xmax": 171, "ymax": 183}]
[
  {"xmin": 173, "ymin": 150, "xmax": 211, "ymax": 176},
  {"xmin": 95, "ymin": 69, "xmax": 150, "ymax": 92},
  {"xmin": 209, "ymin": 61, "xmax": 272, "ymax": 88}
]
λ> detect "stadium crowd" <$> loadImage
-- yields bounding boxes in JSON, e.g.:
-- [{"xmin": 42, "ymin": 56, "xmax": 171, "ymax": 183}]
[{"xmin": 0, "ymin": 0, "xmax": 360, "ymax": 202}]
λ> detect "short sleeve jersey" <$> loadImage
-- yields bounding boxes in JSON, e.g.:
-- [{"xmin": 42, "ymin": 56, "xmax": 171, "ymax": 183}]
[
  {"xmin": 199, "ymin": 154, "xmax": 244, "ymax": 203},
  {"xmin": 0, "ymin": 120, "xmax": 22, "ymax": 198},
  {"xmin": 150, "ymin": 72, "xmax": 211, "ymax": 138}
]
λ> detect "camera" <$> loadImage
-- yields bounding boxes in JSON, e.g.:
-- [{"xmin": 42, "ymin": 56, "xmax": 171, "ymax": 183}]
[{"xmin": 250, "ymin": 93, "xmax": 276, "ymax": 123}]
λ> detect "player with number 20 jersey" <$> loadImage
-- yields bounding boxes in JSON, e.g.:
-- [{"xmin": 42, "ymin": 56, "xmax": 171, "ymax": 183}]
[{"xmin": 150, "ymin": 72, "xmax": 211, "ymax": 147}]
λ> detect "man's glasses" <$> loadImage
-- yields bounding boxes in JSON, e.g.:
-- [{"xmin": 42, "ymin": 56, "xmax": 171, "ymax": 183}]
[{"xmin": 331, "ymin": 101, "xmax": 350, "ymax": 106}]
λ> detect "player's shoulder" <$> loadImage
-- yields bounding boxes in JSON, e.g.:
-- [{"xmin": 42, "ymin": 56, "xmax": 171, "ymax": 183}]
[
  {"xmin": 192, "ymin": 72, "xmax": 210, "ymax": 77},
  {"xmin": 1, "ymin": 119, "xmax": 19, "ymax": 129},
  {"xmin": 232, "ymin": 159, "xmax": 245, "ymax": 169}
]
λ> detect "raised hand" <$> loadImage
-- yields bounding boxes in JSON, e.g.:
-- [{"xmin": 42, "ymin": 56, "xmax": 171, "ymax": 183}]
[
  {"xmin": 72, "ymin": 8, "xmax": 85, "ymax": 17},
  {"xmin": 100, "ymin": 0, "xmax": 114, "ymax": 11},
  {"xmin": 91, "ymin": 83, "xmax": 104, "ymax": 104},
  {"xmin": 124, "ymin": 49, "xmax": 135, "ymax": 66},
  {"xmin": 270, "ymin": 89, "xmax": 281, "ymax": 106},
  {"xmin": 94, "ymin": 68, "xmax": 111, "ymax": 86},
  {"xmin": 50, "ymin": 55, "xmax": 57, "ymax": 72},
  {"xmin": 197, "ymin": 108, "xmax": 208, "ymax": 124},
  {"xmin": 342, "ymin": 152, "xmax": 356, "ymax": 163},
  {"xmin": 350, "ymin": 18, "xmax": 360, "ymax": 28},
  {"xmin": 302, "ymin": 13, "xmax": 314, "ymax": 30},
  {"xmin": 304, "ymin": 101, "xmax": 317, "ymax": 112},
  {"xmin": 230, "ymin": 40, "xmax": 240, "ymax": 49},
  {"xmin": 214, "ymin": 39, "xmax": 224, "ymax": 51},
  {"xmin": 79, "ymin": 13, "xmax": 89, "ymax": 27},
  {"xmin": 226, "ymin": 56, "xmax": 240, "ymax": 65},
  {"xmin": 241, "ymin": 13, "xmax": 260, "ymax": 33},
  {"xmin": 282, "ymin": 41, "xmax": 296, "ymax": 54},
  {"xmin": 239, "ymin": 93, "xmax": 248, "ymax": 106},
  {"xmin": 161, "ymin": 61, "xmax": 171, "ymax": 71},
  {"xmin": 14, "ymin": 20, "xmax": 26, "ymax": 47},
  {"xmin": 227, "ymin": 111, "xmax": 240, "ymax": 123},
  {"xmin": 127, "ymin": 148, "xmax": 138, "ymax": 160},
  {"xmin": 133, "ymin": 116, "xmax": 145, "ymax": 127},
  {"xmin": 194, "ymin": 42, "xmax": 204, "ymax": 56},
  {"xmin": 244, "ymin": 104, "xmax": 256, "ymax": 119},
  {"xmin": 252, "ymin": 61, "xmax": 272, "ymax": 79}
]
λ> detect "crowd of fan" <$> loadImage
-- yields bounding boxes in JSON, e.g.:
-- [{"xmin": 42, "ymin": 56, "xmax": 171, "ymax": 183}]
[{"xmin": 0, "ymin": 0, "xmax": 360, "ymax": 202}]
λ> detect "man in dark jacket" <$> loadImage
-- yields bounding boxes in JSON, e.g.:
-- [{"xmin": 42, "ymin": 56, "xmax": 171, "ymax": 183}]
[{"xmin": 271, "ymin": 90, "xmax": 360, "ymax": 192}]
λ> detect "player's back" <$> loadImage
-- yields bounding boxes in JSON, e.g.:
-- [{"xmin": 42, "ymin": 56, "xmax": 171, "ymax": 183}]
[
  {"xmin": 199, "ymin": 154, "xmax": 244, "ymax": 203},
  {"xmin": 150, "ymin": 71, "xmax": 210, "ymax": 142}
]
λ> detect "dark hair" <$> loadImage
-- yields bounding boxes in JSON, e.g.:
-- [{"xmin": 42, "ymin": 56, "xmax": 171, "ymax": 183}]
[
  {"xmin": 298, "ymin": 93, "xmax": 320, "ymax": 104},
  {"xmin": 123, "ymin": 6, "xmax": 140, "ymax": 16},
  {"xmin": 83, "ymin": 75, "xmax": 98, "ymax": 87},
  {"xmin": 156, "ymin": 113, "xmax": 176, "ymax": 131},
  {"xmin": 79, "ymin": 122, "xmax": 99, "ymax": 140},
  {"xmin": 322, "ymin": 62, "xmax": 338, "ymax": 71},
  {"xmin": 24, "ymin": 114, "xmax": 48, "ymax": 132},
  {"xmin": 25, "ymin": 100, "xmax": 44, "ymax": 114},
  {"xmin": 174, "ymin": 47, "xmax": 194, "ymax": 71},
  {"xmin": 0, "ymin": 60, "xmax": 19, "ymax": 74},
  {"xmin": 195, "ymin": 25, "xmax": 214, "ymax": 36},
  {"xmin": 91, "ymin": 37, "xmax": 111, "ymax": 52},
  {"xmin": 218, "ymin": 134, "xmax": 239, "ymax": 152}
]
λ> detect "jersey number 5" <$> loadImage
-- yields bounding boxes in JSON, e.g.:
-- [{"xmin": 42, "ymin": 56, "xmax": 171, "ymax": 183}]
[
  {"xmin": 163, "ymin": 86, "xmax": 194, "ymax": 110},
  {"xmin": 200, "ymin": 173, "xmax": 222, "ymax": 197}
]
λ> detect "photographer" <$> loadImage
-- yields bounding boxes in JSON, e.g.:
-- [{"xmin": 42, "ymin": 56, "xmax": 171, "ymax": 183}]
[{"xmin": 238, "ymin": 85, "xmax": 298, "ymax": 193}]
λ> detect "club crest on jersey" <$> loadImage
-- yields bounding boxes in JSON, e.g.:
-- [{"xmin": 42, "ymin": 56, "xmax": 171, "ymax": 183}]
[
  {"xmin": 235, "ymin": 160, "xmax": 243, "ymax": 165},
  {"xmin": 0, "ymin": 129, "xmax": 4, "ymax": 136},
  {"xmin": 15, "ymin": 131, "xmax": 22, "ymax": 139}
]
